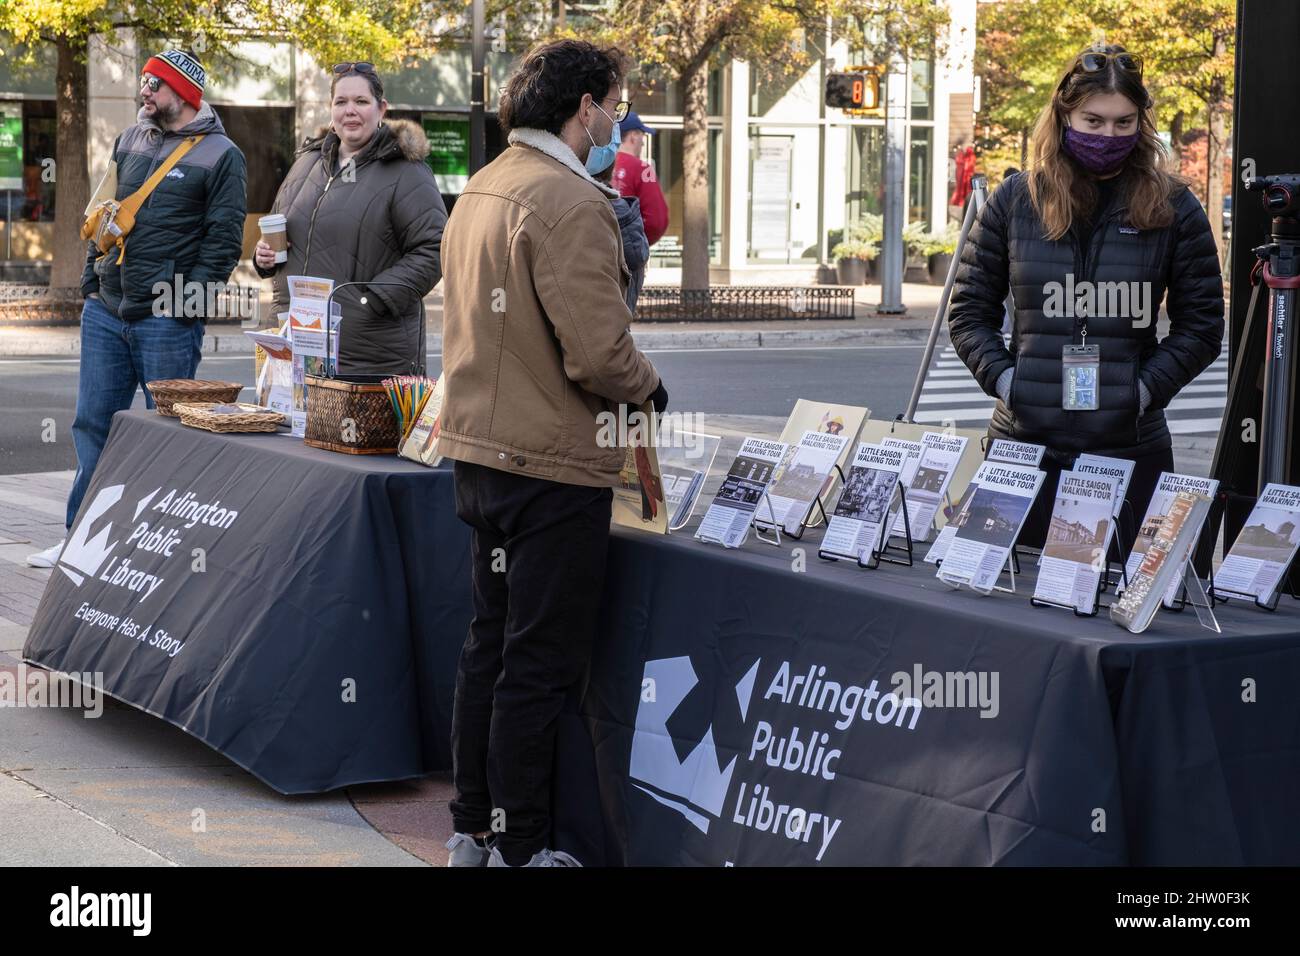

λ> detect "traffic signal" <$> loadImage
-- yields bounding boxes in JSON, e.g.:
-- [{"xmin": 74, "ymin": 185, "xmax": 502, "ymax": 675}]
[{"xmin": 825, "ymin": 71, "xmax": 880, "ymax": 111}]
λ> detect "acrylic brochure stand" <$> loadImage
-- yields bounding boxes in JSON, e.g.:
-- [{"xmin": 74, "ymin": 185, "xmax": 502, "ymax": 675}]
[{"xmin": 751, "ymin": 490, "xmax": 784, "ymax": 547}]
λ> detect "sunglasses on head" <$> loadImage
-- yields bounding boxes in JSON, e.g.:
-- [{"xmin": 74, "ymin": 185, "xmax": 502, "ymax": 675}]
[
  {"xmin": 333, "ymin": 62, "xmax": 377, "ymax": 76},
  {"xmin": 1073, "ymin": 51, "xmax": 1143, "ymax": 77}
]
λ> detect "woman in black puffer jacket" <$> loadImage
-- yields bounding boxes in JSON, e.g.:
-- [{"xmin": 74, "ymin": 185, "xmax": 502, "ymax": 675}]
[{"xmin": 948, "ymin": 43, "xmax": 1224, "ymax": 549}]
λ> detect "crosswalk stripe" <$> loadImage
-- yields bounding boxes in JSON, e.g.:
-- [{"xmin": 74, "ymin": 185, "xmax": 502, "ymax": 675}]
[
  {"xmin": 912, "ymin": 408, "xmax": 993, "ymax": 423},
  {"xmin": 1162, "ymin": 396, "xmax": 1232, "ymax": 412},
  {"xmin": 1167, "ymin": 418, "xmax": 1227, "ymax": 435}
]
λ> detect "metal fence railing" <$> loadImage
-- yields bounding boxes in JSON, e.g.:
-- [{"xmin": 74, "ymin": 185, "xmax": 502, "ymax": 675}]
[{"xmin": 635, "ymin": 285, "xmax": 855, "ymax": 322}]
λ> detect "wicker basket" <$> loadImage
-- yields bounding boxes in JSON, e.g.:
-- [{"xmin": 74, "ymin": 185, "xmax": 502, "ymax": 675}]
[
  {"xmin": 147, "ymin": 379, "xmax": 244, "ymax": 417},
  {"xmin": 303, "ymin": 376, "xmax": 400, "ymax": 454},
  {"xmin": 174, "ymin": 402, "xmax": 286, "ymax": 434}
]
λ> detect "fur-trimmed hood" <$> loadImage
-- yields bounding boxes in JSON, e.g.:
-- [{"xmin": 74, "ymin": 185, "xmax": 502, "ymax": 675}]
[
  {"xmin": 299, "ymin": 118, "xmax": 429, "ymax": 165},
  {"xmin": 507, "ymin": 127, "xmax": 621, "ymax": 199}
]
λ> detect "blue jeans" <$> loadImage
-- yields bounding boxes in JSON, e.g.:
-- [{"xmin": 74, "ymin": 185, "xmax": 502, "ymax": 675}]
[{"xmin": 67, "ymin": 296, "xmax": 204, "ymax": 529}]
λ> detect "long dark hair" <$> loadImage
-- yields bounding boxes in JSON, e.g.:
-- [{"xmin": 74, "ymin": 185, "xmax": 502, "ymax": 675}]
[{"xmin": 1027, "ymin": 43, "xmax": 1183, "ymax": 240}]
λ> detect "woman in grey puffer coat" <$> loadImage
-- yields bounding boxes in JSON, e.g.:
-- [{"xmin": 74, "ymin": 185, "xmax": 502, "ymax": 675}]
[{"xmin": 255, "ymin": 64, "xmax": 447, "ymax": 375}]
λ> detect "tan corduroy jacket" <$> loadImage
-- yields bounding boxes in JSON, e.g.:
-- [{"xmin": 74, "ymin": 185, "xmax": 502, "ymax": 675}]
[{"xmin": 437, "ymin": 127, "xmax": 660, "ymax": 487}]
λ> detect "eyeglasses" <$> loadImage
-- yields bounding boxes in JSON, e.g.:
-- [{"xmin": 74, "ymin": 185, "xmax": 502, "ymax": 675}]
[
  {"xmin": 1073, "ymin": 51, "xmax": 1143, "ymax": 77},
  {"xmin": 333, "ymin": 62, "xmax": 377, "ymax": 76},
  {"xmin": 140, "ymin": 74, "xmax": 163, "ymax": 93},
  {"xmin": 599, "ymin": 97, "xmax": 630, "ymax": 123}
]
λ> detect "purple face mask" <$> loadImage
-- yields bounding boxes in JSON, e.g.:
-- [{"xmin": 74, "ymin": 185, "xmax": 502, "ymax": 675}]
[{"xmin": 1063, "ymin": 126, "xmax": 1139, "ymax": 175}]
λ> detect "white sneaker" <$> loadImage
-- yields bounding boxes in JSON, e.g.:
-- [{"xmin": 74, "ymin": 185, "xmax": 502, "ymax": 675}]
[
  {"xmin": 25, "ymin": 539, "xmax": 65, "ymax": 569},
  {"xmin": 487, "ymin": 846, "xmax": 582, "ymax": 867},
  {"xmin": 445, "ymin": 833, "xmax": 491, "ymax": 867}
]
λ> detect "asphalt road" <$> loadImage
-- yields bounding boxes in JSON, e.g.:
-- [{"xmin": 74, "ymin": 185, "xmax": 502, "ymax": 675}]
[{"xmin": 0, "ymin": 344, "xmax": 931, "ymax": 476}]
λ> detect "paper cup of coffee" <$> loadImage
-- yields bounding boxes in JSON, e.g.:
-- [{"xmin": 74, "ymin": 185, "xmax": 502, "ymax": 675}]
[{"xmin": 259, "ymin": 214, "xmax": 288, "ymax": 264}]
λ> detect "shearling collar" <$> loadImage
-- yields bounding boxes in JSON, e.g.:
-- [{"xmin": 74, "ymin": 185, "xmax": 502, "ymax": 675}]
[{"xmin": 507, "ymin": 127, "xmax": 621, "ymax": 199}]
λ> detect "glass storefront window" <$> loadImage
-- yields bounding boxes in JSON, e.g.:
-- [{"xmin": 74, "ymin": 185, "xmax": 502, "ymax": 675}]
[
  {"xmin": 218, "ymin": 105, "xmax": 296, "ymax": 214},
  {"xmin": 644, "ymin": 125, "xmax": 722, "ymax": 267},
  {"xmin": 626, "ymin": 66, "xmax": 722, "ymax": 118},
  {"xmin": 847, "ymin": 124, "xmax": 885, "ymax": 225},
  {"xmin": 909, "ymin": 126, "xmax": 932, "ymax": 224},
  {"xmin": 909, "ymin": 56, "xmax": 933, "ymax": 121}
]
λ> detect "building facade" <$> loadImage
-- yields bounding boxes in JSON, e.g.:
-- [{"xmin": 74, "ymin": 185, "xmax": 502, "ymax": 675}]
[{"xmin": 0, "ymin": 0, "xmax": 977, "ymax": 284}]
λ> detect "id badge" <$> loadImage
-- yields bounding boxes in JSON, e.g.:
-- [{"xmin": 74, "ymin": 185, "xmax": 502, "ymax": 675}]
[{"xmin": 1062, "ymin": 344, "xmax": 1100, "ymax": 411}]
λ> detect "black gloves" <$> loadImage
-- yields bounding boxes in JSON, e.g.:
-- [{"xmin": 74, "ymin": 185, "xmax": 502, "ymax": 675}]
[{"xmin": 648, "ymin": 379, "xmax": 669, "ymax": 415}]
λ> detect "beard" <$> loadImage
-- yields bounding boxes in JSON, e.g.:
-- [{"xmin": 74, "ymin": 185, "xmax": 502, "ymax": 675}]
[{"xmin": 147, "ymin": 99, "xmax": 184, "ymax": 126}]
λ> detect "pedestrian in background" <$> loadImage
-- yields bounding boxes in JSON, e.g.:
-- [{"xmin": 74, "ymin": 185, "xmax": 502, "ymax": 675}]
[{"xmin": 612, "ymin": 111, "xmax": 669, "ymax": 248}]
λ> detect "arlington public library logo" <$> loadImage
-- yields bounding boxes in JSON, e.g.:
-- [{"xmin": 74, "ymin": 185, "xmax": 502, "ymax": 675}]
[
  {"xmin": 629, "ymin": 653, "xmax": 923, "ymax": 862},
  {"xmin": 57, "ymin": 481, "xmax": 243, "ymax": 604}
]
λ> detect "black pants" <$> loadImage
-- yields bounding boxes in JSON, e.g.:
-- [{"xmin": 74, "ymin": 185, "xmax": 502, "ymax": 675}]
[
  {"xmin": 448, "ymin": 459, "xmax": 613, "ymax": 865},
  {"xmin": 1016, "ymin": 445, "xmax": 1175, "ymax": 554}
]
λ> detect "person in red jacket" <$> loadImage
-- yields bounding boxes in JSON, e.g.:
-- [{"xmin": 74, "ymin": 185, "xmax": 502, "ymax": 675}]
[
  {"xmin": 950, "ymin": 140, "xmax": 977, "ymax": 208},
  {"xmin": 612, "ymin": 111, "xmax": 669, "ymax": 246}
]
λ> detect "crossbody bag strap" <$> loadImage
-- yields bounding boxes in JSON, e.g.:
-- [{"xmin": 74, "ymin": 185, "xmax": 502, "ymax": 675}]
[{"xmin": 118, "ymin": 133, "xmax": 207, "ymax": 219}]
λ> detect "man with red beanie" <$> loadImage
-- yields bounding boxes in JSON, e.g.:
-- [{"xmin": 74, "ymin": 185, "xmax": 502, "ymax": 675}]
[{"xmin": 28, "ymin": 48, "xmax": 246, "ymax": 570}]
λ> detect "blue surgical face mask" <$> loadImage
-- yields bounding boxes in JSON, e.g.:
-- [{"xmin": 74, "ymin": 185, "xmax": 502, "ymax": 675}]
[{"xmin": 584, "ymin": 102, "xmax": 620, "ymax": 175}]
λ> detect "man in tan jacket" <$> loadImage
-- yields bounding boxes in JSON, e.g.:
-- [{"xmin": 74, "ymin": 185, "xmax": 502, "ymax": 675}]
[{"xmin": 438, "ymin": 39, "xmax": 667, "ymax": 868}]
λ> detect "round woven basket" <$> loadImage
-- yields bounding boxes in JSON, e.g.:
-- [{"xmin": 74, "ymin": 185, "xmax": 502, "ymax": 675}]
[
  {"xmin": 173, "ymin": 402, "xmax": 285, "ymax": 433},
  {"xmin": 147, "ymin": 379, "xmax": 244, "ymax": 417}
]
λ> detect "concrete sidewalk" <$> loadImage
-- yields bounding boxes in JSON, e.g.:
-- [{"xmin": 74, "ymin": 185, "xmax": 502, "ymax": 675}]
[{"xmin": 0, "ymin": 284, "xmax": 947, "ymax": 356}]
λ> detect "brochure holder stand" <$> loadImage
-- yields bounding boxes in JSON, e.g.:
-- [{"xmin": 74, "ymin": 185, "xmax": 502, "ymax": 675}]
[
  {"xmin": 1029, "ymin": 552, "xmax": 1125, "ymax": 617},
  {"xmin": 784, "ymin": 465, "xmax": 848, "ymax": 541},
  {"xmin": 1166, "ymin": 517, "xmax": 1221, "ymax": 614},
  {"xmin": 1210, "ymin": 559, "xmax": 1300, "ymax": 611},
  {"xmin": 751, "ymin": 490, "xmax": 785, "ymax": 547},
  {"xmin": 992, "ymin": 549, "xmax": 1018, "ymax": 595},
  {"xmin": 1102, "ymin": 500, "xmax": 1137, "ymax": 592},
  {"xmin": 667, "ymin": 503, "xmax": 696, "ymax": 534},
  {"xmin": 935, "ymin": 544, "xmax": 1017, "ymax": 596},
  {"xmin": 1171, "ymin": 560, "xmax": 1222, "ymax": 633},
  {"xmin": 816, "ymin": 484, "xmax": 915, "ymax": 570},
  {"xmin": 863, "ymin": 486, "xmax": 915, "ymax": 567}
]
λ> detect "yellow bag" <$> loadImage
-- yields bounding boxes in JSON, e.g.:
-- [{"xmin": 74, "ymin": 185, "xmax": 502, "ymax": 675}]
[{"xmin": 81, "ymin": 134, "xmax": 206, "ymax": 266}]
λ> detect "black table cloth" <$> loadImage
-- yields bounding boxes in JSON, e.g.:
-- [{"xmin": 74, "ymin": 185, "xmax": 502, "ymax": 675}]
[
  {"xmin": 23, "ymin": 410, "xmax": 472, "ymax": 794},
  {"xmin": 554, "ymin": 517, "xmax": 1300, "ymax": 866},
  {"xmin": 23, "ymin": 409, "xmax": 1300, "ymax": 863}
]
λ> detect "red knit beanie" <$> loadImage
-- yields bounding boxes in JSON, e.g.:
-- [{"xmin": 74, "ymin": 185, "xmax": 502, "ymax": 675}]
[{"xmin": 142, "ymin": 50, "xmax": 206, "ymax": 110}]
